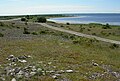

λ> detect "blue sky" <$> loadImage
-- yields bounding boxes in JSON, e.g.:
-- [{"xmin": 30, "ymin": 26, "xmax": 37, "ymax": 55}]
[{"xmin": 0, "ymin": 0, "xmax": 120, "ymax": 16}]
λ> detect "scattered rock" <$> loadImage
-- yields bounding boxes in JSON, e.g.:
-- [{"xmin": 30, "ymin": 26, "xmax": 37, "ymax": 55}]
[
  {"xmin": 52, "ymin": 75, "xmax": 58, "ymax": 79},
  {"xmin": 92, "ymin": 63, "xmax": 99, "ymax": 66},
  {"xmin": 11, "ymin": 78, "xmax": 16, "ymax": 81},
  {"xmin": 27, "ymin": 55, "xmax": 31, "ymax": 58},
  {"xmin": 19, "ymin": 60, "xmax": 27, "ymax": 63},
  {"xmin": 18, "ymin": 56, "xmax": 27, "ymax": 60},
  {"xmin": 30, "ymin": 72, "xmax": 37, "ymax": 76},
  {"xmin": 0, "ymin": 77, "xmax": 5, "ymax": 81},
  {"xmin": 66, "ymin": 70, "xmax": 73, "ymax": 73},
  {"xmin": 111, "ymin": 72, "xmax": 120, "ymax": 78},
  {"xmin": 48, "ymin": 62, "xmax": 52, "ymax": 65}
]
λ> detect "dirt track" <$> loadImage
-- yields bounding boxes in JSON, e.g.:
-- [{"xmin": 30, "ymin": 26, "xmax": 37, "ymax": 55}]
[{"xmin": 39, "ymin": 23, "xmax": 120, "ymax": 45}]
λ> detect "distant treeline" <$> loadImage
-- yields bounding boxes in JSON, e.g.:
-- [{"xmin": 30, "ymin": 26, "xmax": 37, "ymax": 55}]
[{"xmin": 0, "ymin": 14, "xmax": 68, "ymax": 20}]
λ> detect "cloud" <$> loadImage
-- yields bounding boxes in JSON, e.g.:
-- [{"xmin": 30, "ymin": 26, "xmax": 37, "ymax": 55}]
[{"xmin": 0, "ymin": 5, "xmax": 94, "ymax": 16}]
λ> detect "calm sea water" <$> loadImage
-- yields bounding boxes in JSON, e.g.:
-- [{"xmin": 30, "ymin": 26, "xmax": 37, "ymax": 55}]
[{"xmin": 48, "ymin": 14, "xmax": 120, "ymax": 25}]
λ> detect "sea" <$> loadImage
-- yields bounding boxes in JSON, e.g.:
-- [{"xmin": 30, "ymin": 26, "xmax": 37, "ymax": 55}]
[{"xmin": 47, "ymin": 13, "xmax": 120, "ymax": 25}]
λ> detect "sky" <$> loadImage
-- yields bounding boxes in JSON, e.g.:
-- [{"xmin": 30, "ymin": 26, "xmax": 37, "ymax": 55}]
[{"xmin": 0, "ymin": 0, "xmax": 120, "ymax": 16}]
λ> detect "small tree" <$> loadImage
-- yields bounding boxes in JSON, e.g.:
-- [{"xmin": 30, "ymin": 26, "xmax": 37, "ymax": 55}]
[{"xmin": 37, "ymin": 17, "xmax": 47, "ymax": 23}]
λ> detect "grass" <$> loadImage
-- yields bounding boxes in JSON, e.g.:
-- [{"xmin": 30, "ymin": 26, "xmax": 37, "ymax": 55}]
[
  {"xmin": 47, "ymin": 22, "xmax": 120, "ymax": 41},
  {"xmin": 0, "ymin": 21, "xmax": 120, "ymax": 81}
]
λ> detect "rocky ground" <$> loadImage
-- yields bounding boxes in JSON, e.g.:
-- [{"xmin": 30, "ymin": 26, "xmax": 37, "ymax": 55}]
[{"xmin": 0, "ymin": 55, "xmax": 120, "ymax": 81}]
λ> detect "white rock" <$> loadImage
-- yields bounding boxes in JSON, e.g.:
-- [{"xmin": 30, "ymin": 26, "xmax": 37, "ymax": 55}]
[
  {"xmin": 0, "ymin": 77, "xmax": 5, "ymax": 81},
  {"xmin": 30, "ymin": 72, "xmax": 36, "ymax": 76},
  {"xmin": 19, "ymin": 60, "xmax": 27, "ymax": 63},
  {"xmin": 9, "ymin": 55, "xmax": 14, "ymax": 58},
  {"xmin": 52, "ymin": 75, "xmax": 57, "ymax": 79},
  {"xmin": 93, "ymin": 63, "xmax": 99, "ymax": 66},
  {"xmin": 27, "ymin": 55, "xmax": 31, "ymax": 58},
  {"xmin": 66, "ymin": 70, "xmax": 73, "ymax": 73},
  {"xmin": 48, "ymin": 62, "xmax": 52, "ymax": 65},
  {"xmin": 37, "ymin": 68, "xmax": 42, "ymax": 71},
  {"xmin": 11, "ymin": 78, "xmax": 16, "ymax": 81},
  {"xmin": 55, "ymin": 74, "xmax": 61, "ymax": 76}
]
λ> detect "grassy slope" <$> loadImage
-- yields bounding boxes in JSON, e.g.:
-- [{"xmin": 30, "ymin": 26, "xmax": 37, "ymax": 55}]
[
  {"xmin": 47, "ymin": 22, "xmax": 120, "ymax": 41},
  {"xmin": 0, "ymin": 21, "xmax": 120, "ymax": 81}
]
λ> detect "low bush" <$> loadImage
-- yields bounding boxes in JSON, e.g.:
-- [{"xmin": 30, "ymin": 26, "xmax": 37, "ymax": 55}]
[
  {"xmin": 32, "ymin": 32, "xmax": 38, "ymax": 35},
  {"xmin": 37, "ymin": 17, "xmax": 47, "ymax": 23},
  {"xmin": 66, "ymin": 22, "xmax": 70, "ymax": 25},
  {"xmin": 21, "ymin": 18, "xmax": 26, "ymax": 22},
  {"xmin": 102, "ymin": 23, "xmax": 111, "ymax": 29},
  {"xmin": 0, "ymin": 22, "xmax": 4, "ymax": 26},
  {"xmin": 23, "ymin": 27, "xmax": 30, "ymax": 34},
  {"xmin": 40, "ymin": 30, "xmax": 47, "ymax": 34},
  {"xmin": 110, "ymin": 43, "xmax": 119, "ymax": 49},
  {"xmin": 0, "ymin": 33, "xmax": 4, "ymax": 37}
]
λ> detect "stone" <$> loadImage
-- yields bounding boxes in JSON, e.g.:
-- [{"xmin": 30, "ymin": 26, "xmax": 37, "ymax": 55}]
[
  {"xmin": 11, "ymin": 78, "xmax": 16, "ymax": 81},
  {"xmin": 17, "ymin": 70, "xmax": 24, "ymax": 75},
  {"xmin": 27, "ymin": 55, "xmax": 32, "ymax": 58},
  {"xmin": 48, "ymin": 62, "xmax": 52, "ymax": 65},
  {"xmin": 14, "ymin": 67, "xmax": 21, "ymax": 74},
  {"xmin": 30, "ymin": 72, "xmax": 36, "ymax": 76},
  {"xmin": 16, "ymin": 74, "xmax": 23, "ymax": 79},
  {"xmin": 18, "ymin": 56, "xmax": 27, "ymax": 60},
  {"xmin": 52, "ymin": 75, "xmax": 58, "ymax": 79},
  {"xmin": 93, "ymin": 63, "xmax": 99, "ymax": 66},
  {"xmin": 19, "ymin": 60, "xmax": 27, "ymax": 63},
  {"xmin": 37, "ymin": 68, "xmax": 42, "ymax": 72},
  {"xmin": 111, "ymin": 72, "xmax": 120, "ymax": 78},
  {"xmin": 32, "ymin": 66, "xmax": 37, "ymax": 72},
  {"xmin": 66, "ymin": 70, "xmax": 73, "ymax": 73},
  {"xmin": 57, "ymin": 70, "xmax": 65, "ymax": 73},
  {"xmin": 55, "ymin": 74, "xmax": 61, "ymax": 76},
  {"xmin": 0, "ymin": 77, "xmax": 5, "ymax": 81},
  {"xmin": 24, "ymin": 72, "xmax": 30, "ymax": 78},
  {"xmin": 46, "ymin": 70, "xmax": 55, "ymax": 73},
  {"xmin": 8, "ymin": 55, "xmax": 14, "ymax": 58}
]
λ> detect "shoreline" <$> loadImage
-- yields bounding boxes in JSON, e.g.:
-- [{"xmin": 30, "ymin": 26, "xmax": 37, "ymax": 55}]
[{"xmin": 47, "ymin": 19, "xmax": 120, "ymax": 26}]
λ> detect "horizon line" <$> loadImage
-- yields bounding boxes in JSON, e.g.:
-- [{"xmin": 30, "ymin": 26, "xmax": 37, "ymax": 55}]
[{"xmin": 0, "ymin": 12, "xmax": 120, "ymax": 16}]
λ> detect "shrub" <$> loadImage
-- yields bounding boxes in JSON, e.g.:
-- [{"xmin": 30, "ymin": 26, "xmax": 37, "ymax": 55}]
[
  {"xmin": 61, "ymin": 25, "xmax": 64, "ymax": 27},
  {"xmin": 110, "ymin": 44, "xmax": 119, "ymax": 49},
  {"xmin": 23, "ymin": 27, "xmax": 30, "ymax": 34},
  {"xmin": 40, "ymin": 31, "xmax": 47, "ymax": 34},
  {"xmin": 87, "ymin": 29, "xmax": 91, "ymax": 31},
  {"xmin": 37, "ymin": 17, "xmax": 47, "ymax": 23},
  {"xmin": 17, "ymin": 27, "xmax": 20, "ymax": 29},
  {"xmin": 0, "ymin": 33, "xmax": 4, "ymax": 37},
  {"xmin": 26, "ymin": 15, "xmax": 30, "ymax": 19},
  {"xmin": 0, "ymin": 22, "xmax": 4, "ymax": 26},
  {"xmin": 72, "ymin": 38, "xmax": 82, "ymax": 44},
  {"xmin": 92, "ymin": 33, "xmax": 96, "ymax": 35},
  {"xmin": 66, "ymin": 22, "xmax": 70, "ymax": 25},
  {"xmin": 32, "ymin": 32, "xmax": 38, "ymax": 35},
  {"xmin": 25, "ymin": 22, "xmax": 28, "ymax": 25},
  {"xmin": 102, "ymin": 23, "xmax": 111, "ymax": 29},
  {"xmin": 21, "ymin": 18, "xmax": 26, "ymax": 21}
]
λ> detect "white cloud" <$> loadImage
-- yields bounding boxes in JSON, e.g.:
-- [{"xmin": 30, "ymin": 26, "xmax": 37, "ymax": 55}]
[{"xmin": 0, "ymin": 5, "xmax": 94, "ymax": 16}]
